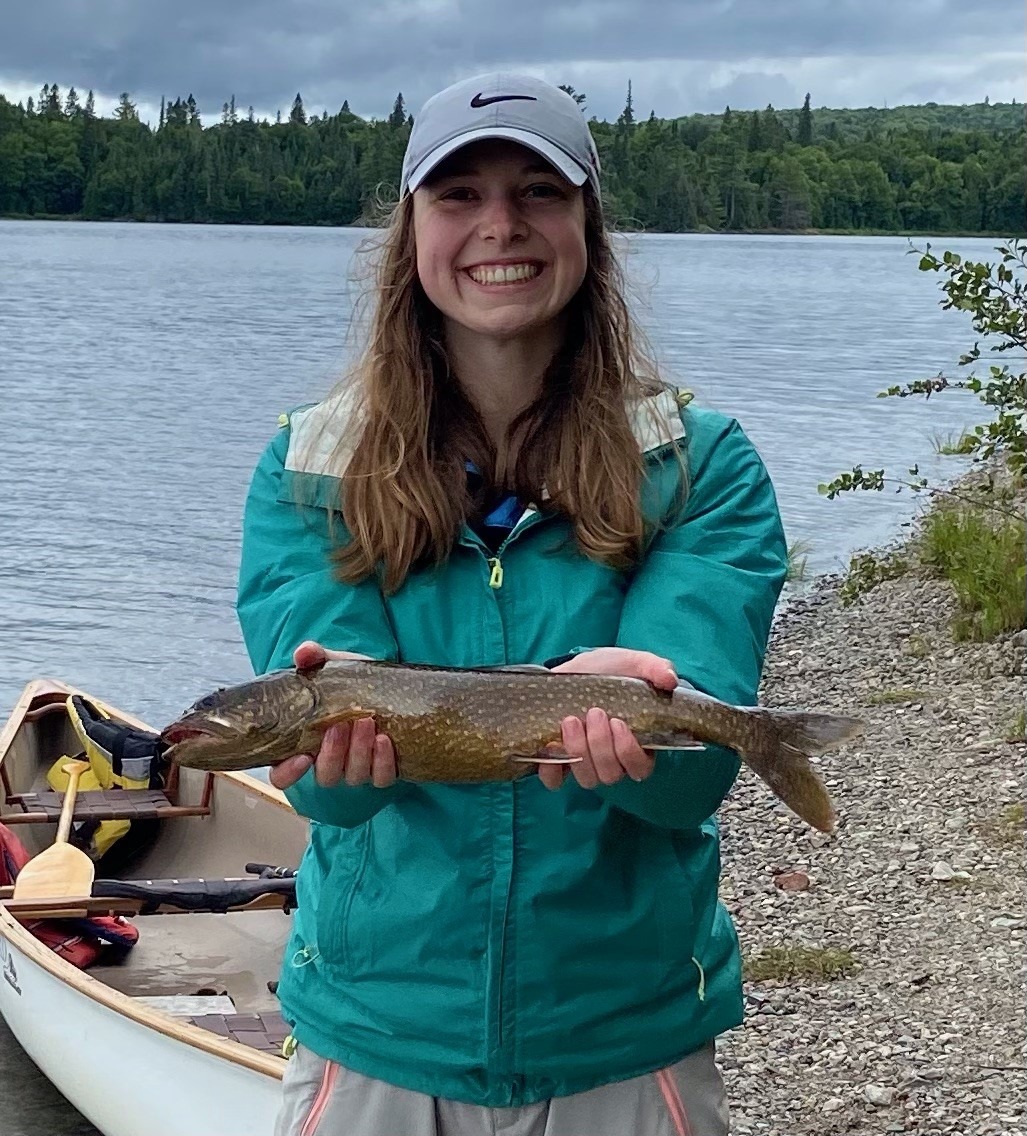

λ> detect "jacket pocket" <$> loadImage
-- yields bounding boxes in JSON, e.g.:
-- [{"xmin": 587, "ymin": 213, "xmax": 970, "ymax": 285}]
[{"xmin": 313, "ymin": 824, "xmax": 371, "ymax": 971}]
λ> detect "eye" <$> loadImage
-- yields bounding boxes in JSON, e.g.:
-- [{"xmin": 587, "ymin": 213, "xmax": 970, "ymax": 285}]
[
  {"xmin": 438, "ymin": 186, "xmax": 478, "ymax": 202},
  {"xmin": 525, "ymin": 182, "xmax": 565, "ymax": 199}
]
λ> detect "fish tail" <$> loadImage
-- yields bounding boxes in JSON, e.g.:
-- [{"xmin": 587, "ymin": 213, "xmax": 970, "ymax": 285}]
[{"xmin": 741, "ymin": 710, "xmax": 863, "ymax": 833}]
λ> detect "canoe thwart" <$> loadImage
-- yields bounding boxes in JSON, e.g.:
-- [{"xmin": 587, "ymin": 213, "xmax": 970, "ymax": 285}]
[{"xmin": 0, "ymin": 874, "xmax": 297, "ymax": 919}]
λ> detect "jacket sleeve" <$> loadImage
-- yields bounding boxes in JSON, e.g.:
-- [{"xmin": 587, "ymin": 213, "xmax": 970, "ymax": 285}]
[
  {"xmin": 596, "ymin": 412, "xmax": 788, "ymax": 830},
  {"xmin": 236, "ymin": 423, "xmax": 406, "ymax": 828}
]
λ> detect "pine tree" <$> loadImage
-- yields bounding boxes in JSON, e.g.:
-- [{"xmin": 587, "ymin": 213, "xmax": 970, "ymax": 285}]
[
  {"xmin": 248, "ymin": 105, "xmax": 256, "ymax": 123},
  {"xmin": 114, "ymin": 92, "xmax": 138, "ymax": 121},
  {"xmin": 65, "ymin": 87, "xmax": 81, "ymax": 117},
  {"xmin": 618, "ymin": 81, "xmax": 635, "ymax": 127},
  {"xmin": 388, "ymin": 92, "xmax": 406, "ymax": 128},
  {"xmin": 25, "ymin": 96, "xmax": 35, "ymax": 115},
  {"xmin": 159, "ymin": 95, "xmax": 166, "ymax": 129},
  {"xmin": 797, "ymin": 92, "xmax": 813, "ymax": 145},
  {"xmin": 289, "ymin": 93, "xmax": 307, "ymax": 125},
  {"xmin": 44, "ymin": 84, "xmax": 62, "ymax": 118},
  {"xmin": 187, "ymin": 95, "xmax": 200, "ymax": 127},
  {"xmin": 84, "ymin": 90, "xmax": 95, "ymax": 118},
  {"xmin": 747, "ymin": 110, "xmax": 763, "ymax": 151}
]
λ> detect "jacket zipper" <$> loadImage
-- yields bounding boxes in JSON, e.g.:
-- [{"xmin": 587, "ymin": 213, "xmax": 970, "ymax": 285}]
[{"xmin": 487, "ymin": 557, "xmax": 504, "ymax": 589}]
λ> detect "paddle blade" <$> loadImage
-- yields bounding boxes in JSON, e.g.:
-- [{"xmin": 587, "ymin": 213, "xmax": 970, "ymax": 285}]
[
  {"xmin": 10, "ymin": 756, "xmax": 95, "ymax": 900},
  {"xmin": 11, "ymin": 843, "xmax": 95, "ymax": 901}
]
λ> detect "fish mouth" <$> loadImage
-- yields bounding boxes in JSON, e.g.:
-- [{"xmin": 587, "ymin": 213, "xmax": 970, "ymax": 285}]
[
  {"xmin": 161, "ymin": 723, "xmax": 216, "ymax": 746},
  {"xmin": 159, "ymin": 717, "xmax": 245, "ymax": 760}
]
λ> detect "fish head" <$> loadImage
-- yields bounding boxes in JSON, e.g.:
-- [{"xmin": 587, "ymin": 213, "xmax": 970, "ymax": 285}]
[{"xmin": 160, "ymin": 671, "xmax": 317, "ymax": 769}]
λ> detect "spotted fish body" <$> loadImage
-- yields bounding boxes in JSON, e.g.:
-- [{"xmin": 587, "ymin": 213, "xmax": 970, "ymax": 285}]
[{"xmin": 161, "ymin": 661, "xmax": 863, "ymax": 832}]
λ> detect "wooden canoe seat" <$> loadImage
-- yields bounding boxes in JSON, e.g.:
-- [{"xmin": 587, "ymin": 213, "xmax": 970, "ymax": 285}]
[
  {"xmin": 188, "ymin": 1011, "xmax": 290, "ymax": 1056},
  {"xmin": 1, "ymin": 765, "xmax": 213, "ymax": 827}
]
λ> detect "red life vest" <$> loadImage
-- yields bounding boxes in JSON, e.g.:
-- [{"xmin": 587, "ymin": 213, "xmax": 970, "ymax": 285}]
[{"xmin": 0, "ymin": 822, "xmax": 138, "ymax": 968}]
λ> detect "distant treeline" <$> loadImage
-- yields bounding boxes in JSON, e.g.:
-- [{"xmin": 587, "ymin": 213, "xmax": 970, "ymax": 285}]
[{"xmin": 0, "ymin": 83, "xmax": 1023, "ymax": 234}]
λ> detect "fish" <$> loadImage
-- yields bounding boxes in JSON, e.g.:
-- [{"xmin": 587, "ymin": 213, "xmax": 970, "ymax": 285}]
[{"xmin": 160, "ymin": 660, "xmax": 862, "ymax": 832}]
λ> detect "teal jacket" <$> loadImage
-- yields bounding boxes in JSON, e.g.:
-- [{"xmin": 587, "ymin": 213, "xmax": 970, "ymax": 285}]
[{"xmin": 236, "ymin": 386, "xmax": 788, "ymax": 1107}]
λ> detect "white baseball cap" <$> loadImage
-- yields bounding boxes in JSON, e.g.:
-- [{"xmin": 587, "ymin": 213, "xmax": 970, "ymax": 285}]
[{"xmin": 401, "ymin": 73, "xmax": 601, "ymax": 196}]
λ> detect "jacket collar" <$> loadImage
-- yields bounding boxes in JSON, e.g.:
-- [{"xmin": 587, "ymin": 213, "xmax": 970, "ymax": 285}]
[{"xmin": 285, "ymin": 383, "xmax": 689, "ymax": 478}]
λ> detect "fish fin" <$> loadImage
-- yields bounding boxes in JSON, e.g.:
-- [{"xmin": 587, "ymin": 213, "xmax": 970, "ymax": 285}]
[
  {"xmin": 481, "ymin": 664, "xmax": 552, "ymax": 674},
  {"xmin": 741, "ymin": 710, "xmax": 863, "ymax": 834},
  {"xmin": 314, "ymin": 708, "xmax": 374, "ymax": 729},
  {"xmin": 636, "ymin": 728, "xmax": 707, "ymax": 752},
  {"xmin": 506, "ymin": 748, "xmax": 583, "ymax": 766}
]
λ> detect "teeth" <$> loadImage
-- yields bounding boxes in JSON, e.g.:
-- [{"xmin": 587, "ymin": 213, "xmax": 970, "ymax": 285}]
[{"xmin": 468, "ymin": 263, "xmax": 539, "ymax": 285}]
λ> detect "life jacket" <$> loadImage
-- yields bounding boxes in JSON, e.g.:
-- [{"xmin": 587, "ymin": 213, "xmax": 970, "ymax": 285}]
[
  {"xmin": 46, "ymin": 695, "xmax": 167, "ymax": 862},
  {"xmin": 0, "ymin": 822, "xmax": 139, "ymax": 968}
]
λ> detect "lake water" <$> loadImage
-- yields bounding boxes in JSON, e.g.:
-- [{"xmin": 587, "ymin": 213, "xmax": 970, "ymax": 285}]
[{"xmin": 0, "ymin": 220, "xmax": 999, "ymax": 1133}]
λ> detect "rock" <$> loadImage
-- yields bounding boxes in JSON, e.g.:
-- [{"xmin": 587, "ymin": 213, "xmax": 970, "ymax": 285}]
[
  {"xmin": 931, "ymin": 861, "xmax": 955, "ymax": 881},
  {"xmin": 864, "ymin": 1084, "xmax": 895, "ymax": 1106},
  {"xmin": 822, "ymin": 1097, "xmax": 845, "ymax": 1113},
  {"xmin": 772, "ymin": 869, "xmax": 811, "ymax": 891}
]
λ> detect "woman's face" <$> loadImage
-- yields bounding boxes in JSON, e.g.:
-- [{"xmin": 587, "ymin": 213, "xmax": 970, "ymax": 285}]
[{"xmin": 411, "ymin": 139, "xmax": 588, "ymax": 345}]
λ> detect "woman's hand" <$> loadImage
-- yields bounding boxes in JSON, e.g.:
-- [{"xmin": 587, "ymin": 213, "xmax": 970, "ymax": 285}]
[
  {"xmin": 268, "ymin": 640, "xmax": 398, "ymax": 791},
  {"xmin": 540, "ymin": 647, "xmax": 678, "ymax": 791}
]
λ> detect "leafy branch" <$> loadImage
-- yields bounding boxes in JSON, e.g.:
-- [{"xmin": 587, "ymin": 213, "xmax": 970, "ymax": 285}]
[{"xmin": 819, "ymin": 239, "xmax": 1026, "ymax": 507}]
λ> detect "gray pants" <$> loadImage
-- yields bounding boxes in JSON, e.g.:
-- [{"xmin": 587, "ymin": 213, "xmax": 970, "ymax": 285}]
[{"xmin": 275, "ymin": 1042, "xmax": 729, "ymax": 1136}]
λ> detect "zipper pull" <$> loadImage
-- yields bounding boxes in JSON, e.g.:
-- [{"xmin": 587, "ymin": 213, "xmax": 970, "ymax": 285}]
[{"xmin": 488, "ymin": 557, "xmax": 504, "ymax": 589}]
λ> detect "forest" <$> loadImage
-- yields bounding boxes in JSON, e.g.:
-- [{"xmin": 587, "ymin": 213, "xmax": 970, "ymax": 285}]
[{"xmin": 0, "ymin": 83, "xmax": 1022, "ymax": 234}]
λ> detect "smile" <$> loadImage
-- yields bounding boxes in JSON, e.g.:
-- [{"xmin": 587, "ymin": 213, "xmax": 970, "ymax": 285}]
[{"xmin": 465, "ymin": 263, "xmax": 541, "ymax": 286}]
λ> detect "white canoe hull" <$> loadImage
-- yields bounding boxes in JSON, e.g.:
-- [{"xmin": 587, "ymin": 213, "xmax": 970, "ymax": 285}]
[{"xmin": 0, "ymin": 923, "xmax": 282, "ymax": 1136}]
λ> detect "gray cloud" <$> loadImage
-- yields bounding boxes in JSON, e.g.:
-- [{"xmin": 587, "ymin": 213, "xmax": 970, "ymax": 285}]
[{"xmin": 1, "ymin": 0, "xmax": 1021, "ymax": 123}]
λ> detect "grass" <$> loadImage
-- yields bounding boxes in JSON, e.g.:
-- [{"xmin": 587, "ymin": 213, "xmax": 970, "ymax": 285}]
[
  {"xmin": 866, "ymin": 688, "xmax": 932, "ymax": 705},
  {"xmin": 1007, "ymin": 706, "xmax": 1026, "ymax": 743},
  {"xmin": 979, "ymin": 802, "xmax": 1026, "ymax": 850},
  {"xmin": 919, "ymin": 504, "xmax": 1026, "ymax": 641},
  {"xmin": 839, "ymin": 550, "xmax": 910, "ymax": 605},
  {"xmin": 786, "ymin": 540, "xmax": 813, "ymax": 583},
  {"xmin": 743, "ymin": 945, "xmax": 859, "ymax": 983},
  {"xmin": 930, "ymin": 428, "xmax": 979, "ymax": 456}
]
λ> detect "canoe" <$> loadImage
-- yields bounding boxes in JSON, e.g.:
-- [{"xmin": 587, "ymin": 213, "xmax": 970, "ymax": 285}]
[{"xmin": 0, "ymin": 678, "xmax": 309, "ymax": 1136}]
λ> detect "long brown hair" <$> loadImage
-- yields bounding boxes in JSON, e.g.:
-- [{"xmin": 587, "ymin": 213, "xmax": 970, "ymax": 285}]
[{"xmin": 326, "ymin": 185, "xmax": 677, "ymax": 594}]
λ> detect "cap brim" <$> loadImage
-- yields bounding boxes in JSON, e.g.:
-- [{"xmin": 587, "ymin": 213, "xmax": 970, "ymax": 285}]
[{"xmin": 404, "ymin": 127, "xmax": 590, "ymax": 194}]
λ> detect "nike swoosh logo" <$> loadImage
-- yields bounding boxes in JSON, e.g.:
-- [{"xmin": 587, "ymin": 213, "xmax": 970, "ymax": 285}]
[{"xmin": 470, "ymin": 93, "xmax": 539, "ymax": 108}]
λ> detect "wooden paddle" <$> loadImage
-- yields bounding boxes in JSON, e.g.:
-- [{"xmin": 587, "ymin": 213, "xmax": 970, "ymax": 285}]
[{"xmin": 11, "ymin": 759, "xmax": 95, "ymax": 901}]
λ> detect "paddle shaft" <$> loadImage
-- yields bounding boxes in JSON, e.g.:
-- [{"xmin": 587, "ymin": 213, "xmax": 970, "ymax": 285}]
[{"xmin": 55, "ymin": 761, "xmax": 88, "ymax": 844}]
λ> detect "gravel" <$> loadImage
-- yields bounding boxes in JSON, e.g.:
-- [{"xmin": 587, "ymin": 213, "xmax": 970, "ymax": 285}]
[{"xmin": 717, "ymin": 497, "xmax": 1026, "ymax": 1135}]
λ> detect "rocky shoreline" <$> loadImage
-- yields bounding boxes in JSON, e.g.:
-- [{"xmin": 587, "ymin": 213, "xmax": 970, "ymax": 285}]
[{"xmin": 718, "ymin": 487, "xmax": 1025, "ymax": 1135}]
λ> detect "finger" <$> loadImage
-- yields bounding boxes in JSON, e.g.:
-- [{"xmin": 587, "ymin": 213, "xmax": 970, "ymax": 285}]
[
  {"xmin": 371, "ymin": 735, "xmax": 397, "ymax": 788},
  {"xmin": 269, "ymin": 753, "xmax": 314, "ymax": 790},
  {"xmin": 314, "ymin": 722, "xmax": 351, "ymax": 788},
  {"xmin": 610, "ymin": 717, "xmax": 655, "ymax": 782},
  {"xmin": 538, "ymin": 764, "xmax": 566, "ymax": 790},
  {"xmin": 561, "ymin": 715, "xmax": 598, "ymax": 789},
  {"xmin": 344, "ymin": 718, "xmax": 374, "ymax": 786},
  {"xmin": 647, "ymin": 655, "xmax": 678, "ymax": 690},
  {"xmin": 293, "ymin": 640, "xmax": 328, "ymax": 671},
  {"xmin": 345, "ymin": 717, "xmax": 377, "ymax": 784},
  {"xmin": 537, "ymin": 742, "xmax": 568, "ymax": 791},
  {"xmin": 585, "ymin": 707, "xmax": 624, "ymax": 786}
]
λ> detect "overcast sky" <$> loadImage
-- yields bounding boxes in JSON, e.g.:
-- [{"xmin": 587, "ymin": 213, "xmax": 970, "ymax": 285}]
[{"xmin": 1, "ymin": 1, "xmax": 1022, "ymax": 127}]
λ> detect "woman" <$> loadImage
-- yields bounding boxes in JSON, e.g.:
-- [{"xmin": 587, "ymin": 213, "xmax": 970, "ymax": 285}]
[{"xmin": 237, "ymin": 71, "xmax": 788, "ymax": 1136}]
